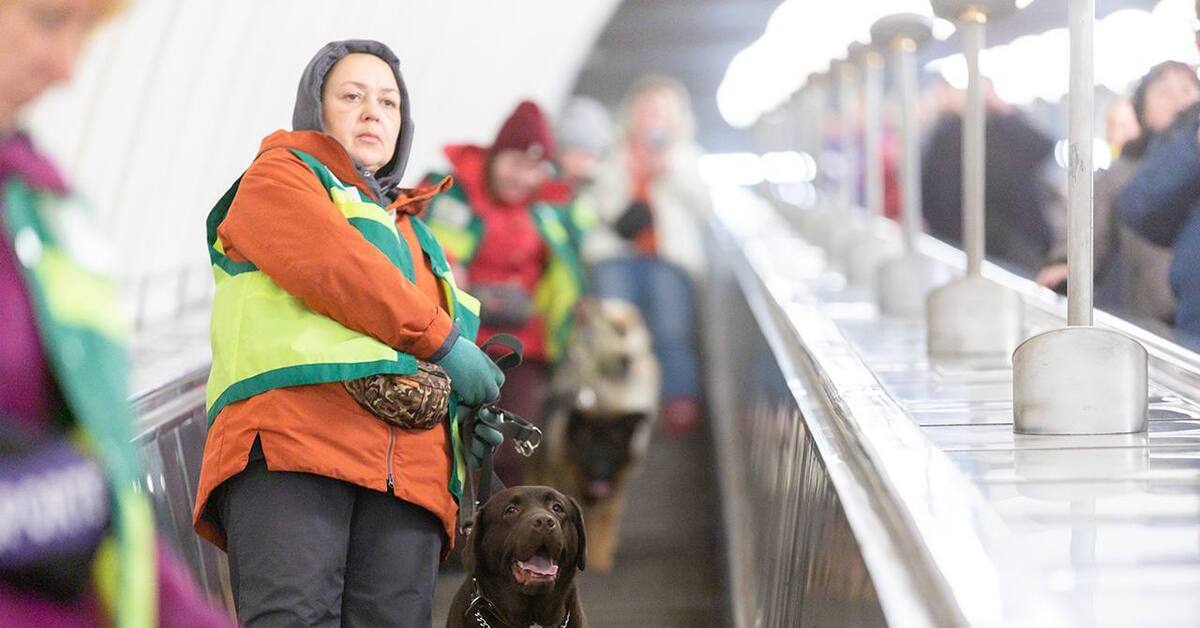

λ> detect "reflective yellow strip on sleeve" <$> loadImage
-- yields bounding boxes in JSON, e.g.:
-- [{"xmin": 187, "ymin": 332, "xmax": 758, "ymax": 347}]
[{"xmin": 330, "ymin": 188, "xmax": 400, "ymax": 234}]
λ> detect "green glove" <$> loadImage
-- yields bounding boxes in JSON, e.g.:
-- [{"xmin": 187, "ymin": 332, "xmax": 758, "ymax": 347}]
[
  {"xmin": 436, "ymin": 336, "xmax": 505, "ymax": 406},
  {"xmin": 465, "ymin": 407, "xmax": 504, "ymax": 469}
]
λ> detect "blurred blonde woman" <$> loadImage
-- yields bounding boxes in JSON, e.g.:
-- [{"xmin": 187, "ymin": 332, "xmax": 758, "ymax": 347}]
[{"xmin": 584, "ymin": 75, "xmax": 711, "ymax": 434}]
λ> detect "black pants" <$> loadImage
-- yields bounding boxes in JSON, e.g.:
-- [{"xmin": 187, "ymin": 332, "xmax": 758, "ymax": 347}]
[{"xmin": 218, "ymin": 446, "xmax": 442, "ymax": 627}]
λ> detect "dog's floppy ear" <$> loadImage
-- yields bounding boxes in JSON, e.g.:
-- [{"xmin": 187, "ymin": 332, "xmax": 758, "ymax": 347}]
[
  {"xmin": 464, "ymin": 510, "xmax": 486, "ymax": 575},
  {"xmin": 567, "ymin": 495, "xmax": 587, "ymax": 572}
]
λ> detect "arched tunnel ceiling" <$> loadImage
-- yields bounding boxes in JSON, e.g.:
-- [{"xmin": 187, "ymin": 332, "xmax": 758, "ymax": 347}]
[
  {"xmin": 919, "ymin": 0, "xmax": 1162, "ymax": 64},
  {"xmin": 574, "ymin": 0, "xmax": 1166, "ymax": 152}
]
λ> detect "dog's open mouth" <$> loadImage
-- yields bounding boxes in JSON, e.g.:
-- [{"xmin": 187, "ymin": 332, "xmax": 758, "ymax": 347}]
[{"xmin": 512, "ymin": 548, "xmax": 559, "ymax": 586}]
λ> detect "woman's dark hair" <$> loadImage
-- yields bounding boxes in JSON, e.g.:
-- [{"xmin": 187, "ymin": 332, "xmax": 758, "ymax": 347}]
[{"xmin": 1123, "ymin": 60, "xmax": 1200, "ymax": 159}]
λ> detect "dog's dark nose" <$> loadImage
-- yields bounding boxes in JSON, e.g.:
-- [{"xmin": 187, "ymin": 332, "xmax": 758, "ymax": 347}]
[{"xmin": 531, "ymin": 513, "xmax": 557, "ymax": 530}]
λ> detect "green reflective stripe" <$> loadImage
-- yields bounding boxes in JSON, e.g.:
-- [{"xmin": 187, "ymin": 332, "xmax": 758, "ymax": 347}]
[
  {"xmin": 348, "ymin": 218, "xmax": 415, "ymax": 281},
  {"xmin": 207, "ymin": 358, "xmax": 416, "ymax": 422},
  {"xmin": 330, "ymin": 186, "xmax": 397, "ymax": 233},
  {"xmin": 410, "ymin": 217, "xmax": 448, "ymax": 274},
  {"xmin": 206, "ymin": 176, "xmax": 241, "ymax": 251},
  {"xmin": 411, "ymin": 217, "xmax": 481, "ymax": 343},
  {"xmin": 212, "ymin": 254, "xmax": 257, "ymax": 276},
  {"xmin": 454, "ymin": 287, "xmax": 481, "ymax": 317},
  {"xmin": 290, "ymin": 149, "xmax": 360, "ymax": 200},
  {"xmin": 206, "ymin": 177, "xmax": 259, "ymax": 276}
]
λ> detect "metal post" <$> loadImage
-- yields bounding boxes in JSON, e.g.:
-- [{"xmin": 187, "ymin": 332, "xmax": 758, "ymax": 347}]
[
  {"xmin": 838, "ymin": 63, "xmax": 857, "ymax": 211},
  {"xmin": 863, "ymin": 50, "xmax": 884, "ymax": 218},
  {"xmin": 962, "ymin": 9, "xmax": 986, "ymax": 277},
  {"xmin": 896, "ymin": 38, "xmax": 922, "ymax": 250},
  {"xmin": 1011, "ymin": 0, "xmax": 1147, "ymax": 435},
  {"xmin": 873, "ymin": 13, "xmax": 948, "ymax": 317},
  {"xmin": 924, "ymin": 5, "xmax": 1023, "ymax": 361},
  {"xmin": 1067, "ymin": 0, "xmax": 1094, "ymax": 326},
  {"xmin": 814, "ymin": 81, "xmax": 830, "ymax": 194}
]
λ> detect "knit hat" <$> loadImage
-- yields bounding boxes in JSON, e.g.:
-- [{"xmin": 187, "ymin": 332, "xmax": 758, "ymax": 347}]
[
  {"xmin": 555, "ymin": 96, "xmax": 614, "ymax": 155},
  {"xmin": 492, "ymin": 100, "xmax": 557, "ymax": 162}
]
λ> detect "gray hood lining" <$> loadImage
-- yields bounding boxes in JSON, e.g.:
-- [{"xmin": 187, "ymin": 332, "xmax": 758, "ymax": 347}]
[{"xmin": 291, "ymin": 39, "xmax": 414, "ymax": 201}]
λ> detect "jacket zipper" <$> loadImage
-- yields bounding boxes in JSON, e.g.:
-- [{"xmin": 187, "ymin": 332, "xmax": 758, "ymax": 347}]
[{"xmin": 386, "ymin": 425, "xmax": 396, "ymax": 494}]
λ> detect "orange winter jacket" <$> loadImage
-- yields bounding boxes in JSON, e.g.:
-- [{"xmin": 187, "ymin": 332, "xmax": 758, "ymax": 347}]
[{"xmin": 192, "ymin": 130, "xmax": 462, "ymax": 549}]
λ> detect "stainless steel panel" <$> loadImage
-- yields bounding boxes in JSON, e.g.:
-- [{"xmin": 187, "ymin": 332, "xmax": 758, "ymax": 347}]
[
  {"xmin": 130, "ymin": 368, "xmax": 231, "ymax": 606},
  {"xmin": 719, "ymin": 176, "xmax": 1200, "ymax": 626},
  {"xmin": 707, "ymin": 222, "xmax": 946, "ymax": 628}
]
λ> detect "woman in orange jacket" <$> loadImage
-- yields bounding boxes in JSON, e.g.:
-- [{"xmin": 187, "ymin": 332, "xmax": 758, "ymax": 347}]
[{"xmin": 192, "ymin": 41, "xmax": 504, "ymax": 627}]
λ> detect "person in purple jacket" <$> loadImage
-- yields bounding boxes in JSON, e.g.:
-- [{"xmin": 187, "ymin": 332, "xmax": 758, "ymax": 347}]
[{"xmin": 0, "ymin": 1, "xmax": 232, "ymax": 626}]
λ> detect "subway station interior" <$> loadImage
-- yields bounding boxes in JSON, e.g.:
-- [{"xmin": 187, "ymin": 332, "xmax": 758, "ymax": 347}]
[{"xmin": 5, "ymin": 0, "xmax": 1200, "ymax": 626}]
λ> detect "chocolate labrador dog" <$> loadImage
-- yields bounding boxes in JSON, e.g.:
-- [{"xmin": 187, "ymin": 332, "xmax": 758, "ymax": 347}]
[{"xmin": 447, "ymin": 486, "xmax": 588, "ymax": 628}]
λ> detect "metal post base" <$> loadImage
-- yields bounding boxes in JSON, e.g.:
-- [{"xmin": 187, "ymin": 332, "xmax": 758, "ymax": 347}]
[
  {"xmin": 877, "ymin": 254, "xmax": 948, "ymax": 318},
  {"xmin": 926, "ymin": 276, "xmax": 1022, "ymax": 362},
  {"xmin": 1012, "ymin": 326, "xmax": 1148, "ymax": 435},
  {"xmin": 798, "ymin": 207, "xmax": 833, "ymax": 248},
  {"xmin": 826, "ymin": 218, "xmax": 864, "ymax": 272},
  {"xmin": 845, "ymin": 225, "xmax": 902, "ymax": 288}
]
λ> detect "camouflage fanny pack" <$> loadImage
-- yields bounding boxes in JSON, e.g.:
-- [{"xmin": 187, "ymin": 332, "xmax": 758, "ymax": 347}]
[{"xmin": 343, "ymin": 361, "xmax": 452, "ymax": 430}]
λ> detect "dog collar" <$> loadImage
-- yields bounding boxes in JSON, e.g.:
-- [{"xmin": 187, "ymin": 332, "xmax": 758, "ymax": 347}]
[{"xmin": 464, "ymin": 578, "xmax": 571, "ymax": 628}]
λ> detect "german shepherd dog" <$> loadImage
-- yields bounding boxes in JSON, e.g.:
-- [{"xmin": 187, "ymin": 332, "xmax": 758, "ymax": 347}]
[{"xmin": 536, "ymin": 298, "xmax": 661, "ymax": 573}]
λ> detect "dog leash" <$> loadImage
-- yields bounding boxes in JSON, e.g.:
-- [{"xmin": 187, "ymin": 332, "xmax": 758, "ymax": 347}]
[{"xmin": 458, "ymin": 334, "xmax": 544, "ymax": 536}]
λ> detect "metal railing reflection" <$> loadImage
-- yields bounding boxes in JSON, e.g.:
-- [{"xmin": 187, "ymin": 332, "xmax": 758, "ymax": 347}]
[
  {"xmin": 705, "ymin": 224, "xmax": 894, "ymax": 628},
  {"xmin": 129, "ymin": 365, "xmax": 232, "ymax": 608}
]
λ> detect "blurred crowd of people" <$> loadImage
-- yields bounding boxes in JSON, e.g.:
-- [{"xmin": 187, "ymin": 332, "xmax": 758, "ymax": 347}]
[{"xmin": 905, "ymin": 18, "xmax": 1200, "ymax": 348}]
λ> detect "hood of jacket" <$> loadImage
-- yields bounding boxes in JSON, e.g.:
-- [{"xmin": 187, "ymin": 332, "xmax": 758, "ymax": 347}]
[{"xmin": 292, "ymin": 39, "xmax": 414, "ymax": 201}]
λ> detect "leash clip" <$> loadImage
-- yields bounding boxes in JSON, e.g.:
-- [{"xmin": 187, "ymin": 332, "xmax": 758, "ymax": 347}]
[{"xmin": 513, "ymin": 425, "xmax": 542, "ymax": 458}]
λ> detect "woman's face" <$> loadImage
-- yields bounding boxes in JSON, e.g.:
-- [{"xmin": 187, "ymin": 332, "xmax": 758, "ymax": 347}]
[
  {"xmin": 321, "ymin": 53, "xmax": 401, "ymax": 173},
  {"xmin": 629, "ymin": 89, "xmax": 676, "ymax": 151},
  {"xmin": 1143, "ymin": 67, "xmax": 1200, "ymax": 133},
  {"xmin": 488, "ymin": 148, "xmax": 549, "ymax": 206},
  {"xmin": 0, "ymin": 0, "xmax": 105, "ymax": 133},
  {"xmin": 1105, "ymin": 98, "xmax": 1140, "ymax": 151}
]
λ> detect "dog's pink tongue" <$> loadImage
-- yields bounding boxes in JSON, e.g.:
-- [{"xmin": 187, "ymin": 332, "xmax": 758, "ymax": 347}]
[
  {"xmin": 588, "ymin": 480, "xmax": 613, "ymax": 498},
  {"xmin": 520, "ymin": 555, "xmax": 559, "ymax": 576}
]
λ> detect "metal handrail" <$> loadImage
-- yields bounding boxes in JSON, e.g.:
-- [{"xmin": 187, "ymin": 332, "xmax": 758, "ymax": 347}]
[{"xmin": 709, "ymin": 215, "xmax": 965, "ymax": 627}]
